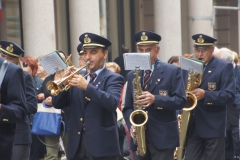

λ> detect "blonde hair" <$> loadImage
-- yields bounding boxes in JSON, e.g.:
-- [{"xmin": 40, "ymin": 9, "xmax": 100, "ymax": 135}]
[{"xmin": 105, "ymin": 62, "xmax": 121, "ymax": 74}]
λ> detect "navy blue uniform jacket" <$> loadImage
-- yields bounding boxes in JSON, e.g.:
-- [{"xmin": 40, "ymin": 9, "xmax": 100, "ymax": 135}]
[
  {"xmin": 123, "ymin": 59, "xmax": 187, "ymax": 150},
  {"xmin": 228, "ymin": 66, "xmax": 240, "ymax": 126},
  {"xmin": 14, "ymin": 71, "xmax": 37, "ymax": 144},
  {"xmin": 0, "ymin": 58, "xmax": 26, "ymax": 159},
  {"xmin": 192, "ymin": 56, "xmax": 235, "ymax": 138},
  {"xmin": 53, "ymin": 68, "xmax": 124, "ymax": 159}
]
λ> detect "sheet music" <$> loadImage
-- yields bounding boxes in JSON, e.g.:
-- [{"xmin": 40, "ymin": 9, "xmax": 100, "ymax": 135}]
[
  {"xmin": 123, "ymin": 53, "xmax": 151, "ymax": 70},
  {"xmin": 39, "ymin": 51, "xmax": 68, "ymax": 75},
  {"xmin": 180, "ymin": 57, "xmax": 203, "ymax": 74}
]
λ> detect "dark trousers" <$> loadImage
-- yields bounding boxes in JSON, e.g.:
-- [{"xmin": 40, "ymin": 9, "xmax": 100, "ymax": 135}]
[
  {"xmin": 30, "ymin": 134, "xmax": 46, "ymax": 160},
  {"xmin": 186, "ymin": 126, "xmax": 225, "ymax": 160},
  {"xmin": 0, "ymin": 129, "xmax": 15, "ymax": 160},
  {"xmin": 225, "ymin": 120, "xmax": 240, "ymax": 160},
  {"xmin": 13, "ymin": 144, "xmax": 31, "ymax": 160},
  {"xmin": 134, "ymin": 134, "xmax": 175, "ymax": 160},
  {"xmin": 71, "ymin": 131, "xmax": 120, "ymax": 160}
]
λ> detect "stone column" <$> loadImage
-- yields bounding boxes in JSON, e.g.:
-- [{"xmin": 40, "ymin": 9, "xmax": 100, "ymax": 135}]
[
  {"xmin": 238, "ymin": 9, "xmax": 240, "ymax": 54},
  {"xmin": 21, "ymin": 0, "xmax": 56, "ymax": 58},
  {"xmin": 154, "ymin": 0, "xmax": 182, "ymax": 63},
  {"xmin": 188, "ymin": 0, "xmax": 213, "ymax": 53},
  {"xmin": 69, "ymin": 0, "xmax": 100, "ymax": 66}
]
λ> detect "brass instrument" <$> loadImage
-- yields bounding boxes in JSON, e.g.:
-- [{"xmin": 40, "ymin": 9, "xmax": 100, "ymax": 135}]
[
  {"xmin": 174, "ymin": 69, "xmax": 202, "ymax": 160},
  {"xmin": 65, "ymin": 54, "xmax": 73, "ymax": 66},
  {"xmin": 46, "ymin": 61, "xmax": 90, "ymax": 96},
  {"xmin": 129, "ymin": 67, "xmax": 148, "ymax": 157}
]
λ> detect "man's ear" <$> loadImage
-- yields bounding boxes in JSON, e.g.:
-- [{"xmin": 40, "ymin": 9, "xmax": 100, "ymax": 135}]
[
  {"xmin": 210, "ymin": 46, "xmax": 215, "ymax": 53},
  {"xmin": 103, "ymin": 50, "xmax": 108, "ymax": 59},
  {"xmin": 157, "ymin": 45, "xmax": 160, "ymax": 54}
]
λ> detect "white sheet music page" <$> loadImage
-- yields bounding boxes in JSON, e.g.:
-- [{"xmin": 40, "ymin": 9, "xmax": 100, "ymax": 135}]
[
  {"xmin": 180, "ymin": 57, "xmax": 203, "ymax": 74},
  {"xmin": 39, "ymin": 51, "xmax": 68, "ymax": 75},
  {"xmin": 123, "ymin": 53, "xmax": 151, "ymax": 70}
]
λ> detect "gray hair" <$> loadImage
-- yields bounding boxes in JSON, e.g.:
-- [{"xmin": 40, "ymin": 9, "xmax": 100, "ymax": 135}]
[{"xmin": 219, "ymin": 47, "xmax": 234, "ymax": 62}]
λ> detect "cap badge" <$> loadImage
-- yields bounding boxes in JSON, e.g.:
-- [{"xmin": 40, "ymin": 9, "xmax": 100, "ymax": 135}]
[
  {"xmin": 84, "ymin": 34, "xmax": 91, "ymax": 44},
  {"xmin": 141, "ymin": 32, "xmax": 148, "ymax": 41},
  {"xmin": 197, "ymin": 35, "xmax": 204, "ymax": 44},
  {"xmin": 6, "ymin": 44, "xmax": 14, "ymax": 53}
]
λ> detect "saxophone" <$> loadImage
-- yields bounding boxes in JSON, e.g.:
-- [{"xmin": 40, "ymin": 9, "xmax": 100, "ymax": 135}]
[
  {"xmin": 129, "ymin": 67, "xmax": 148, "ymax": 157},
  {"xmin": 174, "ymin": 69, "xmax": 202, "ymax": 160}
]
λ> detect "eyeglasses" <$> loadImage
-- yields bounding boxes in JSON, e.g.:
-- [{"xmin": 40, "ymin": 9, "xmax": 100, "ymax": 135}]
[{"xmin": 22, "ymin": 62, "xmax": 28, "ymax": 67}]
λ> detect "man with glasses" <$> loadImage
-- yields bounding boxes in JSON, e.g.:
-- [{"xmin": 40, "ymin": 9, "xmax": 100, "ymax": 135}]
[
  {"xmin": 122, "ymin": 30, "xmax": 187, "ymax": 160},
  {"xmin": 186, "ymin": 34, "xmax": 235, "ymax": 160},
  {"xmin": 0, "ymin": 41, "xmax": 37, "ymax": 160},
  {"xmin": 0, "ymin": 42, "xmax": 27, "ymax": 159}
]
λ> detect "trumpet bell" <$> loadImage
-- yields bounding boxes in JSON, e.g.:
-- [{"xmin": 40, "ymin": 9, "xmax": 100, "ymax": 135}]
[{"xmin": 46, "ymin": 81, "xmax": 60, "ymax": 96}]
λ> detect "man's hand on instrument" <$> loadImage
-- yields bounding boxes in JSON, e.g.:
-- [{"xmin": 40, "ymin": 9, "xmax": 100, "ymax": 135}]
[
  {"xmin": 191, "ymin": 88, "xmax": 205, "ymax": 100},
  {"xmin": 130, "ymin": 125, "xmax": 136, "ymax": 139},
  {"xmin": 137, "ymin": 91, "xmax": 155, "ymax": 108},
  {"xmin": 64, "ymin": 66, "xmax": 76, "ymax": 77},
  {"xmin": 68, "ymin": 74, "xmax": 88, "ymax": 90}
]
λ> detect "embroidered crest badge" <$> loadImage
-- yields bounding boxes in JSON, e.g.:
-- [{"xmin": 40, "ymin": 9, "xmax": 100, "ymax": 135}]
[
  {"xmin": 197, "ymin": 35, "xmax": 204, "ymax": 44},
  {"xmin": 141, "ymin": 32, "xmax": 148, "ymax": 41},
  {"xmin": 159, "ymin": 90, "xmax": 168, "ymax": 96},
  {"xmin": 84, "ymin": 34, "xmax": 91, "ymax": 44},
  {"xmin": 6, "ymin": 44, "xmax": 14, "ymax": 53},
  {"xmin": 208, "ymin": 82, "xmax": 216, "ymax": 91}
]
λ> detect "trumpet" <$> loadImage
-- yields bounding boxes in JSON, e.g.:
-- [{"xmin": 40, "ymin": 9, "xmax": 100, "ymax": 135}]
[{"xmin": 46, "ymin": 61, "xmax": 90, "ymax": 96}]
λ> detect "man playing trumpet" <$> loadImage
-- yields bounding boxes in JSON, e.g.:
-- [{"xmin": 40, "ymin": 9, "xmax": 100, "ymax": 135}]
[{"xmin": 52, "ymin": 32, "xmax": 124, "ymax": 160}]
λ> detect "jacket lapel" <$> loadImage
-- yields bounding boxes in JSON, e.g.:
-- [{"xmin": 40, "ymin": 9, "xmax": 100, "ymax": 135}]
[
  {"xmin": 201, "ymin": 56, "xmax": 216, "ymax": 84},
  {"xmin": 91, "ymin": 68, "xmax": 107, "ymax": 87},
  {"xmin": 148, "ymin": 60, "xmax": 164, "ymax": 92},
  {"xmin": 84, "ymin": 68, "xmax": 108, "ymax": 105}
]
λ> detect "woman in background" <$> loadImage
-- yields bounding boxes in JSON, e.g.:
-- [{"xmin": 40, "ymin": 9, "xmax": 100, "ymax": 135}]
[
  {"xmin": 39, "ymin": 51, "xmax": 69, "ymax": 160},
  {"xmin": 36, "ymin": 55, "xmax": 48, "ymax": 81},
  {"xmin": 21, "ymin": 56, "xmax": 46, "ymax": 160}
]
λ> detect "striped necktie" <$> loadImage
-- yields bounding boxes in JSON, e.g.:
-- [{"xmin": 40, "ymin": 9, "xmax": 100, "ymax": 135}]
[
  {"xmin": 143, "ymin": 70, "xmax": 152, "ymax": 90},
  {"xmin": 89, "ymin": 73, "xmax": 97, "ymax": 84}
]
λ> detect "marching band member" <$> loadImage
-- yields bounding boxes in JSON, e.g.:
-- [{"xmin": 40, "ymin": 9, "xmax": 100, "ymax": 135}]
[
  {"xmin": 52, "ymin": 32, "xmax": 124, "ymax": 160},
  {"xmin": 122, "ymin": 30, "xmax": 187, "ymax": 160},
  {"xmin": 0, "ymin": 40, "xmax": 37, "ymax": 160},
  {"xmin": 0, "ymin": 41, "xmax": 26, "ymax": 160},
  {"xmin": 186, "ymin": 34, "xmax": 235, "ymax": 160}
]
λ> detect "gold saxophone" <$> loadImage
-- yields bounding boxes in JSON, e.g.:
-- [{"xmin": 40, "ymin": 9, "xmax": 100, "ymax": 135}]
[
  {"xmin": 174, "ymin": 69, "xmax": 202, "ymax": 160},
  {"xmin": 129, "ymin": 67, "xmax": 148, "ymax": 157}
]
